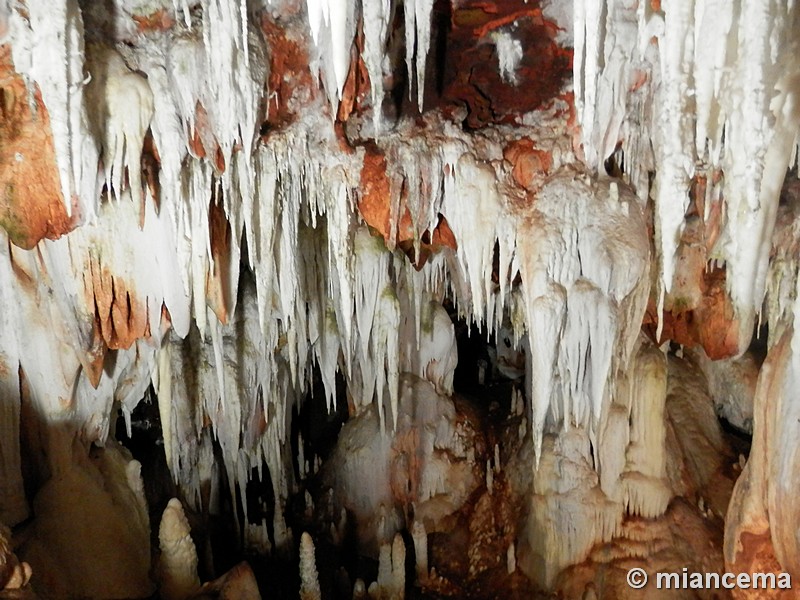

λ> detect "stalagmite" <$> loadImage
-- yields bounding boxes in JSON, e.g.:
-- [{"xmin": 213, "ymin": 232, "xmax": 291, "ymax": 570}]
[
  {"xmin": 391, "ymin": 533, "xmax": 405, "ymax": 599},
  {"xmin": 299, "ymin": 532, "xmax": 322, "ymax": 600},
  {"xmin": 506, "ymin": 542, "xmax": 516, "ymax": 575},
  {"xmin": 353, "ymin": 578, "xmax": 367, "ymax": 600},
  {"xmin": 0, "ymin": 525, "xmax": 32, "ymax": 591},
  {"xmin": 411, "ymin": 520, "xmax": 428, "ymax": 582},
  {"xmin": 158, "ymin": 499, "xmax": 200, "ymax": 600},
  {"xmin": 368, "ymin": 534, "xmax": 405, "ymax": 600},
  {"xmin": 621, "ymin": 343, "xmax": 671, "ymax": 518}
]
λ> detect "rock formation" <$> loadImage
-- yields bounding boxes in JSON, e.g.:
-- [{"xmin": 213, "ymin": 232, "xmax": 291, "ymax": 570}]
[{"xmin": 0, "ymin": 0, "xmax": 798, "ymax": 598}]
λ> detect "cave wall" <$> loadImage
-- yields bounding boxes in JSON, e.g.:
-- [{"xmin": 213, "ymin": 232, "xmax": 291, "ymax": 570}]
[{"xmin": 1, "ymin": 0, "xmax": 800, "ymax": 598}]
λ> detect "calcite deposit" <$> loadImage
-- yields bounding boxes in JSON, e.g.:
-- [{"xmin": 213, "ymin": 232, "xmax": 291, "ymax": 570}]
[{"xmin": 0, "ymin": 0, "xmax": 798, "ymax": 598}]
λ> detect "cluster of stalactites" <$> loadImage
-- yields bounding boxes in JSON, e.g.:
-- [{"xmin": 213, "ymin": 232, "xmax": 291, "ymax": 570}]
[
  {"xmin": 574, "ymin": 0, "xmax": 800, "ymax": 351},
  {"xmin": 304, "ymin": 0, "xmax": 433, "ymax": 127},
  {"xmin": 2, "ymin": 0, "xmax": 666, "ymax": 542}
]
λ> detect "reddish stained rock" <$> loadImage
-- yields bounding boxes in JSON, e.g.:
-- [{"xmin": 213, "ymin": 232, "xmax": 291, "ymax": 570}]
[
  {"xmin": 643, "ymin": 170, "xmax": 739, "ymax": 359},
  {"xmin": 727, "ymin": 532, "xmax": 794, "ymax": 599},
  {"xmin": 189, "ymin": 102, "xmax": 228, "ymax": 173},
  {"xmin": 142, "ymin": 131, "xmax": 161, "ymax": 213},
  {"xmin": 359, "ymin": 145, "xmax": 414, "ymax": 244},
  {"xmin": 359, "ymin": 147, "xmax": 400, "ymax": 241},
  {"xmin": 503, "ymin": 138, "xmax": 552, "ymax": 192},
  {"xmin": 207, "ymin": 194, "xmax": 233, "ymax": 325},
  {"xmin": 430, "ymin": 214, "xmax": 457, "ymax": 251},
  {"xmin": 643, "ymin": 266, "xmax": 740, "ymax": 360},
  {"xmin": 336, "ymin": 24, "xmax": 371, "ymax": 123},
  {"xmin": 558, "ymin": 500, "xmax": 728, "ymax": 600},
  {"xmin": 88, "ymin": 260, "xmax": 149, "ymax": 351},
  {"xmin": 260, "ymin": 11, "xmax": 318, "ymax": 129},
  {"xmin": 0, "ymin": 47, "xmax": 73, "ymax": 248},
  {"xmin": 434, "ymin": 0, "xmax": 572, "ymax": 128},
  {"xmin": 82, "ymin": 320, "xmax": 109, "ymax": 389},
  {"xmin": 359, "ymin": 145, "xmax": 457, "ymax": 267},
  {"xmin": 131, "ymin": 9, "xmax": 175, "ymax": 33}
]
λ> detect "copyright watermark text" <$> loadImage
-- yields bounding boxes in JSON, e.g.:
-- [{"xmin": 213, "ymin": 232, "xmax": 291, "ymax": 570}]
[{"xmin": 626, "ymin": 567, "xmax": 792, "ymax": 590}]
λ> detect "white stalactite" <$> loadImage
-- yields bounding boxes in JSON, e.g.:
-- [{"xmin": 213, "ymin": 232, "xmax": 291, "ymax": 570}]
[{"xmin": 574, "ymin": 0, "xmax": 800, "ymax": 352}]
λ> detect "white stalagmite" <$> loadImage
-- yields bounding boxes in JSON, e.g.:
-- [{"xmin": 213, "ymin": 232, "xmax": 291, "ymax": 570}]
[
  {"xmin": 376, "ymin": 541, "xmax": 392, "ymax": 598},
  {"xmin": 158, "ymin": 498, "xmax": 200, "ymax": 600},
  {"xmin": 390, "ymin": 533, "xmax": 406, "ymax": 599},
  {"xmin": 299, "ymin": 533, "xmax": 322, "ymax": 600},
  {"xmin": 506, "ymin": 542, "xmax": 516, "ymax": 574},
  {"xmin": 620, "ymin": 343, "xmax": 671, "ymax": 518},
  {"xmin": 353, "ymin": 579, "xmax": 367, "ymax": 599},
  {"xmin": 320, "ymin": 374, "xmax": 478, "ymax": 558},
  {"xmin": 411, "ymin": 521, "xmax": 428, "ymax": 582}
]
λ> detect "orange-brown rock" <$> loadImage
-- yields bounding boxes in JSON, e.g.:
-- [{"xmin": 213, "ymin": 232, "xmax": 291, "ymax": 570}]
[
  {"xmin": 206, "ymin": 194, "xmax": 233, "ymax": 325},
  {"xmin": 359, "ymin": 145, "xmax": 457, "ymax": 268},
  {"xmin": 358, "ymin": 146, "xmax": 395, "ymax": 240},
  {"xmin": 261, "ymin": 11, "xmax": 318, "ymax": 129},
  {"xmin": 189, "ymin": 102, "xmax": 227, "ymax": 174},
  {"xmin": 132, "ymin": 9, "xmax": 175, "ymax": 33},
  {"xmin": 643, "ymin": 172, "xmax": 739, "ymax": 359},
  {"xmin": 558, "ymin": 500, "xmax": 730, "ymax": 600},
  {"xmin": 142, "ymin": 131, "xmax": 161, "ymax": 213},
  {"xmin": 503, "ymin": 138, "xmax": 552, "ymax": 192},
  {"xmin": 190, "ymin": 562, "xmax": 262, "ymax": 599},
  {"xmin": 87, "ymin": 260, "xmax": 149, "ymax": 351},
  {"xmin": 336, "ymin": 24, "xmax": 371, "ymax": 123},
  {"xmin": 0, "ymin": 47, "xmax": 73, "ymax": 248},
  {"xmin": 83, "ymin": 321, "xmax": 108, "ymax": 389},
  {"xmin": 726, "ymin": 532, "xmax": 794, "ymax": 600},
  {"xmin": 358, "ymin": 145, "xmax": 417, "ymax": 245},
  {"xmin": 724, "ymin": 330, "xmax": 800, "ymax": 596},
  {"xmin": 643, "ymin": 265, "xmax": 740, "ymax": 359}
]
